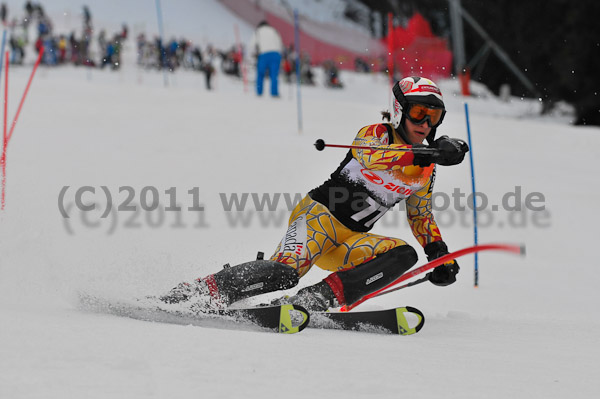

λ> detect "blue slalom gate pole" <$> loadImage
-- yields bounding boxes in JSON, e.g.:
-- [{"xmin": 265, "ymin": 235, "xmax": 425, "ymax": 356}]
[
  {"xmin": 293, "ymin": 9, "xmax": 303, "ymax": 133},
  {"xmin": 464, "ymin": 102, "xmax": 479, "ymax": 287},
  {"xmin": 155, "ymin": 0, "xmax": 168, "ymax": 87},
  {"xmin": 0, "ymin": 29, "xmax": 6, "ymax": 83}
]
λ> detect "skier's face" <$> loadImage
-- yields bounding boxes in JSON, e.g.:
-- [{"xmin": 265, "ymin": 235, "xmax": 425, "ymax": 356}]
[{"xmin": 404, "ymin": 118, "xmax": 431, "ymax": 144}]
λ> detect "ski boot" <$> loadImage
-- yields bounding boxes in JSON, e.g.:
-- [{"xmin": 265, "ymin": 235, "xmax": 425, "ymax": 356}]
[
  {"xmin": 279, "ymin": 281, "xmax": 339, "ymax": 312},
  {"xmin": 160, "ymin": 253, "xmax": 300, "ymax": 310}
]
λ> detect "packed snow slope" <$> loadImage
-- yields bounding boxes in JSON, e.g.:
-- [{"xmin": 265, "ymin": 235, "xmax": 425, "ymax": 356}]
[{"xmin": 1, "ymin": 3, "xmax": 599, "ymax": 399}]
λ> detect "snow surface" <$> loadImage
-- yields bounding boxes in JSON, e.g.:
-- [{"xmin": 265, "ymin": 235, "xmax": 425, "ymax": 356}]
[{"xmin": 1, "ymin": 1, "xmax": 600, "ymax": 399}]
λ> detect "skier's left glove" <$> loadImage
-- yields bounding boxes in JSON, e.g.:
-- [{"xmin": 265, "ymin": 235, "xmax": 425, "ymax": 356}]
[{"xmin": 424, "ymin": 241, "xmax": 459, "ymax": 286}]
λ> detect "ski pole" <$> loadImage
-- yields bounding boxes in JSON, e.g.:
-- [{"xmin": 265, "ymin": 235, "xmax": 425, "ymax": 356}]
[
  {"xmin": 341, "ymin": 243, "xmax": 525, "ymax": 311},
  {"xmin": 372, "ymin": 275, "xmax": 430, "ymax": 297},
  {"xmin": 464, "ymin": 102, "xmax": 480, "ymax": 287},
  {"xmin": 314, "ymin": 139, "xmax": 440, "ymax": 154}
]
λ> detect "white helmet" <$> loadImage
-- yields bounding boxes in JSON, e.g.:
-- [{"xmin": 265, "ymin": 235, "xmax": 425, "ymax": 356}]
[{"xmin": 391, "ymin": 76, "xmax": 445, "ymax": 129}]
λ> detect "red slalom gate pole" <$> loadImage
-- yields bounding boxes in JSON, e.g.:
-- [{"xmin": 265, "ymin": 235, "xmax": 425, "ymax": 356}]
[
  {"xmin": 2, "ymin": 50, "xmax": 6, "ymax": 141},
  {"xmin": 341, "ymin": 243, "xmax": 525, "ymax": 312},
  {"xmin": 1, "ymin": 50, "xmax": 9, "ymax": 210},
  {"xmin": 1, "ymin": 47, "xmax": 44, "ymax": 210},
  {"xmin": 234, "ymin": 24, "xmax": 248, "ymax": 93},
  {"xmin": 7, "ymin": 46, "xmax": 43, "ymax": 142}
]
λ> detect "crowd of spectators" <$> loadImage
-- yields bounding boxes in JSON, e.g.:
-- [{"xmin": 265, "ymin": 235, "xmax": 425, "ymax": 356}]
[
  {"xmin": 0, "ymin": 2, "xmax": 381, "ymax": 92},
  {"xmin": 135, "ymin": 34, "xmax": 236, "ymax": 90},
  {"xmin": 1, "ymin": 2, "xmax": 126, "ymax": 68}
]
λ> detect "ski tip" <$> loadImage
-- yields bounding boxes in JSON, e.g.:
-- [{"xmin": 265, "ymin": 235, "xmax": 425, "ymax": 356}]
[
  {"xmin": 292, "ymin": 304, "xmax": 310, "ymax": 333},
  {"xmin": 397, "ymin": 307, "xmax": 425, "ymax": 335},
  {"xmin": 278, "ymin": 304, "xmax": 310, "ymax": 334}
]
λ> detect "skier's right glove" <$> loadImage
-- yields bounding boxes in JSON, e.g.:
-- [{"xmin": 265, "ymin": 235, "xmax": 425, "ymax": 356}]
[
  {"xmin": 412, "ymin": 136, "xmax": 469, "ymax": 167},
  {"xmin": 424, "ymin": 241, "xmax": 460, "ymax": 287}
]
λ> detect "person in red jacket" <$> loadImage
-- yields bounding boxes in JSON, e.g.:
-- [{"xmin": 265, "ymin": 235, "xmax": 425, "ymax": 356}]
[{"xmin": 161, "ymin": 76, "xmax": 469, "ymax": 312}]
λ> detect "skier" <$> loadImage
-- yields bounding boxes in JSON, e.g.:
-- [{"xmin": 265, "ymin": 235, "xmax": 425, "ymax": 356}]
[
  {"xmin": 248, "ymin": 21, "xmax": 283, "ymax": 97},
  {"xmin": 161, "ymin": 76, "xmax": 469, "ymax": 312}
]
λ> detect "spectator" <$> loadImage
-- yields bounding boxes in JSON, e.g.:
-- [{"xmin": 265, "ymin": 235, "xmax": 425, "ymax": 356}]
[
  {"xmin": 58, "ymin": 35, "xmax": 67, "ymax": 63},
  {"xmin": 42, "ymin": 35, "xmax": 57, "ymax": 65},
  {"xmin": 24, "ymin": 1, "xmax": 33, "ymax": 20},
  {"xmin": 9, "ymin": 34, "xmax": 25, "ymax": 64},
  {"xmin": 201, "ymin": 45, "xmax": 216, "ymax": 90},
  {"xmin": 155, "ymin": 37, "xmax": 166, "ymax": 69},
  {"xmin": 37, "ymin": 16, "xmax": 50, "ymax": 37},
  {"xmin": 1, "ymin": 3, "xmax": 7, "ymax": 26},
  {"xmin": 282, "ymin": 44, "xmax": 294, "ymax": 84},
  {"xmin": 300, "ymin": 53, "xmax": 314, "ymax": 85},
  {"xmin": 111, "ymin": 34, "xmax": 122, "ymax": 68},
  {"xmin": 323, "ymin": 60, "xmax": 343, "ymax": 88},
  {"xmin": 98, "ymin": 29, "xmax": 107, "ymax": 57},
  {"xmin": 221, "ymin": 46, "xmax": 241, "ymax": 77},
  {"xmin": 354, "ymin": 57, "xmax": 370, "ymax": 73},
  {"xmin": 83, "ymin": 5, "xmax": 91, "ymax": 26},
  {"xmin": 69, "ymin": 32, "xmax": 80, "ymax": 64},
  {"xmin": 101, "ymin": 40, "xmax": 115, "ymax": 69},
  {"xmin": 249, "ymin": 20, "xmax": 283, "ymax": 97},
  {"xmin": 191, "ymin": 46, "xmax": 203, "ymax": 71}
]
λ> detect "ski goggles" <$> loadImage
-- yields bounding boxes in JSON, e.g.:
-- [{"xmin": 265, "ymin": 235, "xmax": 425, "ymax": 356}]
[{"xmin": 405, "ymin": 103, "xmax": 446, "ymax": 127}]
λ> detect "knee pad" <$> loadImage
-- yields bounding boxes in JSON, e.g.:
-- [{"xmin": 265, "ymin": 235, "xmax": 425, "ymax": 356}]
[
  {"xmin": 324, "ymin": 245, "xmax": 418, "ymax": 306},
  {"xmin": 210, "ymin": 259, "xmax": 299, "ymax": 304}
]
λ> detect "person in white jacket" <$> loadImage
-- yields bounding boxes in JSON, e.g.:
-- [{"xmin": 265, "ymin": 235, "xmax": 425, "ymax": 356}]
[{"xmin": 249, "ymin": 21, "xmax": 283, "ymax": 97}]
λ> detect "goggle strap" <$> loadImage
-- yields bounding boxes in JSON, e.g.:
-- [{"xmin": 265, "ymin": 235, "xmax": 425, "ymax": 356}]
[{"xmin": 392, "ymin": 82, "xmax": 408, "ymax": 109}]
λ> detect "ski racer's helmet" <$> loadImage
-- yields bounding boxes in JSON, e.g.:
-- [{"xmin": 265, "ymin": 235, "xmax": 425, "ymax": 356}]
[{"xmin": 391, "ymin": 76, "xmax": 446, "ymax": 143}]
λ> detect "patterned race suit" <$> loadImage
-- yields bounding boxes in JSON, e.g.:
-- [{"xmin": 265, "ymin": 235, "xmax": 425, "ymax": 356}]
[{"xmin": 270, "ymin": 123, "xmax": 443, "ymax": 277}]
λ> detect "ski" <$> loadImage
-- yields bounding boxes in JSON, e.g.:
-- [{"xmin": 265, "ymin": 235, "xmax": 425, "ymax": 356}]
[
  {"xmin": 78, "ymin": 293, "xmax": 310, "ymax": 334},
  {"xmin": 310, "ymin": 306, "xmax": 425, "ymax": 335}
]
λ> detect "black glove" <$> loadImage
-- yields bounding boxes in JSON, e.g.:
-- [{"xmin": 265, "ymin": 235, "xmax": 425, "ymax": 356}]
[
  {"xmin": 424, "ymin": 241, "xmax": 460, "ymax": 287},
  {"xmin": 412, "ymin": 136, "xmax": 469, "ymax": 167}
]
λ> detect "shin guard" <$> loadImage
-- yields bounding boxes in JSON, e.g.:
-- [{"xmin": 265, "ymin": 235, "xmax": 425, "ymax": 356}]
[{"xmin": 324, "ymin": 245, "xmax": 418, "ymax": 306}]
